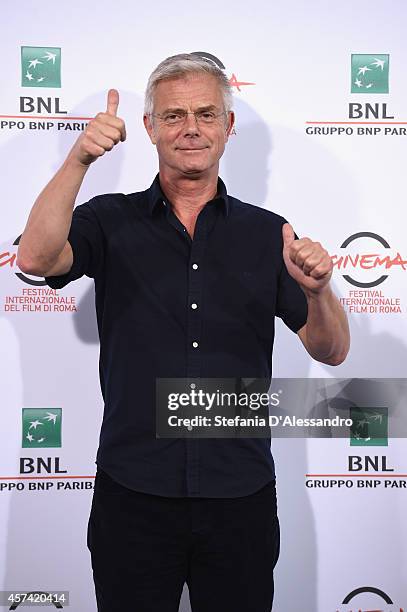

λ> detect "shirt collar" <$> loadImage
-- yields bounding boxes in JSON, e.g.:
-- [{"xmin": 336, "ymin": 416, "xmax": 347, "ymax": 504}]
[{"xmin": 147, "ymin": 173, "xmax": 230, "ymax": 217}]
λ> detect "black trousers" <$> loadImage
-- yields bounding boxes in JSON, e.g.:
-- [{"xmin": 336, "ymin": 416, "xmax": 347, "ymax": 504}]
[{"xmin": 87, "ymin": 468, "xmax": 280, "ymax": 612}]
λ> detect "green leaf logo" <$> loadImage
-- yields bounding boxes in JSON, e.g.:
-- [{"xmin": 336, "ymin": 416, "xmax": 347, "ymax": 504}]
[
  {"xmin": 21, "ymin": 46, "xmax": 61, "ymax": 88},
  {"xmin": 351, "ymin": 54, "xmax": 389, "ymax": 94},
  {"xmin": 22, "ymin": 408, "xmax": 62, "ymax": 448},
  {"xmin": 350, "ymin": 407, "xmax": 388, "ymax": 447}
]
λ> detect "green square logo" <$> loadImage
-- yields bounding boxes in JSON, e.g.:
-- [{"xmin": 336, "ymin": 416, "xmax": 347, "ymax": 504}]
[
  {"xmin": 350, "ymin": 407, "xmax": 388, "ymax": 446},
  {"xmin": 21, "ymin": 46, "xmax": 61, "ymax": 88},
  {"xmin": 22, "ymin": 408, "xmax": 62, "ymax": 448},
  {"xmin": 351, "ymin": 54, "xmax": 389, "ymax": 93}
]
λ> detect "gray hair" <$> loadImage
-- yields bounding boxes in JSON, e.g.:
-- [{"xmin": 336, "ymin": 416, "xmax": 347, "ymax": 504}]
[{"xmin": 144, "ymin": 53, "xmax": 233, "ymax": 115}]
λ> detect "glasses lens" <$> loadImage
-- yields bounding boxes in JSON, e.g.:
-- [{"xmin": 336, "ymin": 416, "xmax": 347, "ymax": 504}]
[
  {"xmin": 197, "ymin": 111, "xmax": 217, "ymax": 124},
  {"xmin": 159, "ymin": 110, "xmax": 224, "ymax": 125},
  {"xmin": 163, "ymin": 112, "xmax": 185, "ymax": 125}
]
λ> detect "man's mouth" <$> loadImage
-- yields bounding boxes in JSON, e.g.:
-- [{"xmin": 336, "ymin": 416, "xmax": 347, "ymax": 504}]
[{"xmin": 176, "ymin": 146, "xmax": 208, "ymax": 151}]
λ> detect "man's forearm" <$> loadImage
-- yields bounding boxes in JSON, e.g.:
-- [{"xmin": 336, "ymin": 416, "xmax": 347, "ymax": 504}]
[
  {"xmin": 17, "ymin": 156, "xmax": 89, "ymax": 274},
  {"xmin": 17, "ymin": 89, "xmax": 126, "ymax": 276},
  {"xmin": 300, "ymin": 285, "xmax": 350, "ymax": 366}
]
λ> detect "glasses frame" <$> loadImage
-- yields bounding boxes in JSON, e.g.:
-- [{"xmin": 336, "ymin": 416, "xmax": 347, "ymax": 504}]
[{"xmin": 149, "ymin": 109, "xmax": 229, "ymax": 127}]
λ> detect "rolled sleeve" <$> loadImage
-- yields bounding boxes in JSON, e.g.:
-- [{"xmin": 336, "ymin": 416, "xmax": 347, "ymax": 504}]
[{"xmin": 44, "ymin": 199, "xmax": 105, "ymax": 289}]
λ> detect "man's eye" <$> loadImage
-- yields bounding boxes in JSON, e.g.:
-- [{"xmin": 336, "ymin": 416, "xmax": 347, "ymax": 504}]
[
  {"xmin": 199, "ymin": 112, "xmax": 216, "ymax": 121},
  {"xmin": 164, "ymin": 113, "xmax": 182, "ymax": 122}
]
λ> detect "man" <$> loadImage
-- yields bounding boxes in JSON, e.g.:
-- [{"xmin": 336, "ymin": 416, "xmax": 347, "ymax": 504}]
[{"xmin": 17, "ymin": 54, "xmax": 350, "ymax": 612}]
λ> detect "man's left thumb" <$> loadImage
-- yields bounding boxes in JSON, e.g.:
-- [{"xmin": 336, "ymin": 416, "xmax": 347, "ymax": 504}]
[{"xmin": 282, "ymin": 223, "xmax": 295, "ymax": 247}]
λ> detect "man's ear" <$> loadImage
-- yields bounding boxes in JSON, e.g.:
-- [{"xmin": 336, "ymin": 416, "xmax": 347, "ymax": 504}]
[
  {"xmin": 143, "ymin": 114, "xmax": 157, "ymax": 145},
  {"xmin": 225, "ymin": 110, "xmax": 235, "ymax": 140}
]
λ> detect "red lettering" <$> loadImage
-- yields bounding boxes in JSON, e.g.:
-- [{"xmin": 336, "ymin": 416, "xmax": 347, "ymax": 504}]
[
  {"xmin": 347, "ymin": 254, "xmax": 360, "ymax": 268},
  {"xmin": 331, "ymin": 254, "xmax": 360, "ymax": 269},
  {"xmin": 359, "ymin": 253, "xmax": 377, "ymax": 269},
  {"xmin": 331, "ymin": 255, "xmax": 343, "ymax": 269},
  {"xmin": 0, "ymin": 251, "xmax": 16, "ymax": 268},
  {"xmin": 330, "ymin": 252, "xmax": 407, "ymax": 271},
  {"xmin": 389, "ymin": 252, "xmax": 407, "ymax": 270}
]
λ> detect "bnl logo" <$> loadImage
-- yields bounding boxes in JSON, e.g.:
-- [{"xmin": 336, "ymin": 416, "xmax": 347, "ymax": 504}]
[
  {"xmin": 21, "ymin": 47, "xmax": 61, "ymax": 88},
  {"xmin": 351, "ymin": 54, "xmax": 389, "ymax": 93},
  {"xmin": 19, "ymin": 46, "xmax": 67, "ymax": 115},
  {"xmin": 349, "ymin": 53, "xmax": 393, "ymax": 120},
  {"xmin": 22, "ymin": 408, "xmax": 62, "ymax": 448},
  {"xmin": 350, "ymin": 407, "xmax": 388, "ymax": 447}
]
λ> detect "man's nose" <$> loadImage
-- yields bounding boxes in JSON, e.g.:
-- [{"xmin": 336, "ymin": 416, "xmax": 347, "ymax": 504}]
[{"xmin": 182, "ymin": 112, "xmax": 200, "ymax": 135}]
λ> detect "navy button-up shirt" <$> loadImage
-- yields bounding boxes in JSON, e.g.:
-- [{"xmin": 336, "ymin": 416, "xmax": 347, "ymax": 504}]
[{"xmin": 45, "ymin": 174, "xmax": 308, "ymax": 497}]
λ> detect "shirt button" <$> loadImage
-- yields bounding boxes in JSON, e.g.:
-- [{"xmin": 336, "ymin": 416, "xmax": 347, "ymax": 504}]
[
  {"xmin": 192, "ymin": 263, "xmax": 198, "ymax": 270},
  {"xmin": 192, "ymin": 341, "xmax": 199, "ymax": 348},
  {"xmin": 191, "ymin": 303, "xmax": 198, "ymax": 310}
]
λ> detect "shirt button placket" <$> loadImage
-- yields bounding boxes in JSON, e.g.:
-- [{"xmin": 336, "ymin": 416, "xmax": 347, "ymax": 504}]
[{"xmin": 185, "ymin": 215, "xmax": 207, "ymax": 497}]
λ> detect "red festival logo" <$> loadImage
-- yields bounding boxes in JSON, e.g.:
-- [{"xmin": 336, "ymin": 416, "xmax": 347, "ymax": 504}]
[{"xmin": 331, "ymin": 232, "xmax": 407, "ymax": 288}]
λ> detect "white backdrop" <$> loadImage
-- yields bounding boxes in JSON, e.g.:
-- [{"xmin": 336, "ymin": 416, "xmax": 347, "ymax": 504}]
[{"xmin": 1, "ymin": 1, "xmax": 406, "ymax": 610}]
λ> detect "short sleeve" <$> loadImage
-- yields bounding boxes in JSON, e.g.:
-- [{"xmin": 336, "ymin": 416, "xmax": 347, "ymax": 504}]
[
  {"xmin": 44, "ymin": 199, "xmax": 105, "ymax": 289},
  {"xmin": 275, "ymin": 227, "xmax": 308, "ymax": 333}
]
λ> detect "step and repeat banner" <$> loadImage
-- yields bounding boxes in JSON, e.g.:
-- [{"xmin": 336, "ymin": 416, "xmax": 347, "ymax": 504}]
[{"xmin": 1, "ymin": 1, "xmax": 406, "ymax": 611}]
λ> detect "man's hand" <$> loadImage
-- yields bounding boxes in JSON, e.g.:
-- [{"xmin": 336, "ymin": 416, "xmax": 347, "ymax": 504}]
[
  {"xmin": 68, "ymin": 89, "xmax": 127, "ymax": 167},
  {"xmin": 281, "ymin": 223, "xmax": 349, "ymax": 365},
  {"xmin": 282, "ymin": 223, "xmax": 333, "ymax": 295}
]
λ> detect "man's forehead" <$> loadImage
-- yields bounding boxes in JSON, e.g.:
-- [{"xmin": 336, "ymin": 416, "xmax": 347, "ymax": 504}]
[{"xmin": 153, "ymin": 73, "xmax": 223, "ymax": 108}]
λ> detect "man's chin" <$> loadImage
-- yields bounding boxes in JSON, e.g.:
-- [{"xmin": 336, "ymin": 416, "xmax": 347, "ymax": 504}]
[
  {"xmin": 179, "ymin": 163, "xmax": 208, "ymax": 176},
  {"xmin": 162, "ymin": 156, "xmax": 218, "ymax": 178},
  {"xmin": 176, "ymin": 150, "xmax": 210, "ymax": 170}
]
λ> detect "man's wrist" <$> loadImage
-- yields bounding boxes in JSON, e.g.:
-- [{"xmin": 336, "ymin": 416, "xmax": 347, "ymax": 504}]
[
  {"xmin": 302, "ymin": 282, "xmax": 333, "ymax": 302},
  {"xmin": 63, "ymin": 152, "xmax": 92, "ymax": 175}
]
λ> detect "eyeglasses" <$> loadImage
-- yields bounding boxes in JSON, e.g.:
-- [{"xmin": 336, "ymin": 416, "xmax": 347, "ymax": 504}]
[{"xmin": 150, "ymin": 109, "xmax": 227, "ymax": 126}]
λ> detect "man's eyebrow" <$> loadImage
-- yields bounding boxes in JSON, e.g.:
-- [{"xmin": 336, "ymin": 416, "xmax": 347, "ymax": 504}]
[
  {"xmin": 160, "ymin": 107, "xmax": 186, "ymax": 114},
  {"xmin": 194, "ymin": 105, "xmax": 218, "ymax": 112},
  {"xmin": 159, "ymin": 104, "xmax": 219, "ymax": 114}
]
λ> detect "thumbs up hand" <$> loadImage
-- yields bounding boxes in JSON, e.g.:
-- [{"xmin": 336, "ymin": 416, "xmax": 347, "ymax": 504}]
[
  {"xmin": 69, "ymin": 89, "xmax": 127, "ymax": 166},
  {"xmin": 282, "ymin": 223, "xmax": 333, "ymax": 295}
]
